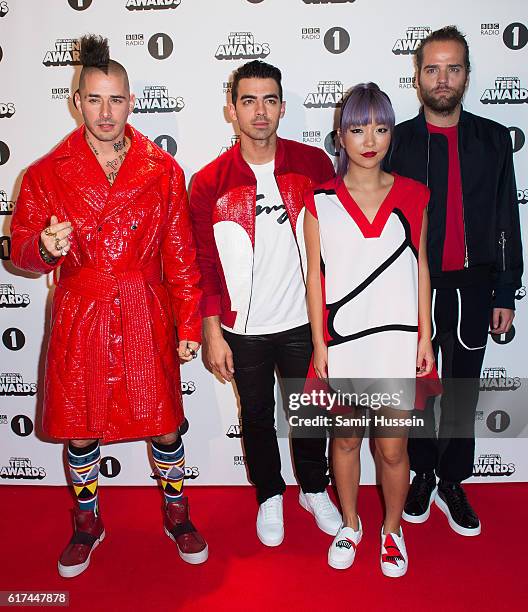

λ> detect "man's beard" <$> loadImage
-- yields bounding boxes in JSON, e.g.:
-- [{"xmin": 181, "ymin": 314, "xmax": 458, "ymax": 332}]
[{"xmin": 420, "ymin": 82, "xmax": 466, "ymax": 115}]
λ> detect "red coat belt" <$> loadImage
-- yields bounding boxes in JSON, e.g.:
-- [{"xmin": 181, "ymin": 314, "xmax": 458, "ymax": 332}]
[{"xmin": 58, "ymin": 260, "xmax": 162, "ymax": 432}]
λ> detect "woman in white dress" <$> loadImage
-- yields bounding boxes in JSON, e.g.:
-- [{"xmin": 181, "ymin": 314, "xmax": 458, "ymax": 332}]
[{"xmin": 304, "ymin": 83, "xmax": 434, "ymax": 577}]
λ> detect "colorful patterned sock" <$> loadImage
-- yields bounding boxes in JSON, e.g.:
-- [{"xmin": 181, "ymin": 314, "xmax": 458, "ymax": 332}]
[
  {"xmin": 68, "ymin": 440, "xmax": 101, "ymax": 514},
  {"xmin": 151, "ymin": 437, "xmax": 185, "ymax": 505}
]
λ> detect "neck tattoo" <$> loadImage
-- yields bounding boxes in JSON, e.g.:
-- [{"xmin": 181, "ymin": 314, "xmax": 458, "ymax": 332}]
[
  {"xmin": 113, "ymin": 137, "xmax": 126, "ymax": 153},
  {"xmin": 87, "ymin": 136, "xmax": 99, "ymax": 157}
]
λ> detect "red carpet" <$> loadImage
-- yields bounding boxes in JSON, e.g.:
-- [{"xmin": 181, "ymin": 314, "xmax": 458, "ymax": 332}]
[{"xmin": 0, "ymin": 484, "xmax": 526, "ymax": 611}]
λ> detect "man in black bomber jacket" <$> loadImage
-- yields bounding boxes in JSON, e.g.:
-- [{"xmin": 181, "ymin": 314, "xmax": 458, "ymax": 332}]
[{"xmin": 386, "ymin": 26, "xmax": 523, "ymax": 537}]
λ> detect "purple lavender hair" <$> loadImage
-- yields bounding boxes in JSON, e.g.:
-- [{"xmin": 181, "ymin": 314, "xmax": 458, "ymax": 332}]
[{"xmin": 337, "ymin": 82, "xmax": 395, "ymax": 177}]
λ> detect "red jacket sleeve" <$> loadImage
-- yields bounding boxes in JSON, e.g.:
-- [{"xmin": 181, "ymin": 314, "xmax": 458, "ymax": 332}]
[
  {"xmin": 161, "ymin": 162, "xmax": 202, "ymax": 343},
  {"xmin": 188, "ymin": 171, "xmax": 223, "ymax": 318},
  {"xmin": 10, "ymin": 166, "xmax": 64, "ymax": 274}
]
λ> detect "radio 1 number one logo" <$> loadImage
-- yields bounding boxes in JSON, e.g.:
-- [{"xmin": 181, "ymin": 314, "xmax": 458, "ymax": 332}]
[
  {"xmin": 324, "ymin": 27, "xmax": 350, "ymax": 54},
  {"xmin": 68, "ymin": 0, "xmax": 92, "ymax": 10},
  {"xmin": 2, "ymin": 327, "xmax": 25, "ymax": 351},
  {"xmin": 11, "ymin": 415, "xmax": 34, "ymax": 437},
  {"xmin": 148, "ymin": 33, "xmax": 174, "ymax": 60},
  {"xmin": 503, "ymin": 23, "xmax": 528, "ymax": 50}
]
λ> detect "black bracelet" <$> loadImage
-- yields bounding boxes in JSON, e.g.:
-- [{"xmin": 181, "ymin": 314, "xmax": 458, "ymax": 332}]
[{"xmin": 38, "ymin": 241, "xmax": 58, "ymax": 265}]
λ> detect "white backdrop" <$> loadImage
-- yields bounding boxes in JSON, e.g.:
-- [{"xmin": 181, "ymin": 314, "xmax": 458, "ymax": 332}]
[{"xmin": 1, "ymin": 0, "xmax": 527, "ymax": 488}]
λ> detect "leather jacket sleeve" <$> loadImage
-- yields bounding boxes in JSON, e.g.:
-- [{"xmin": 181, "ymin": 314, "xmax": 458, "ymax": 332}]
[
  {"xmin": 189, "ymin": 172, "xmax": 223, "ymax": 318},
  {"xmin": 10, "ymin": 166, "xmax": 64, "ymax": 274},
  {"xmin": 161, "ymin": 163, "xmax": 202, "ymax": 342}
]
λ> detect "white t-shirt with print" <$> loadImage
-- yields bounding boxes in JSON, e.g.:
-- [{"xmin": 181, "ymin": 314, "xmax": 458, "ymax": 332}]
[{"xmin": 236, "ymin": 159, "xmax": 308, "ymax": 335}]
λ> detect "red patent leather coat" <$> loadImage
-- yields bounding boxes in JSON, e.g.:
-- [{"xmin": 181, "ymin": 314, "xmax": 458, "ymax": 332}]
[{"xmin": 11, "ymin": 125, "xmax": 201, "ymax": 442}]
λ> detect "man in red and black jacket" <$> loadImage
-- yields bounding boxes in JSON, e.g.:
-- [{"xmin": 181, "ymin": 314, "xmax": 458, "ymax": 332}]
[
  {"xmin": 190, "ymin": 60, "xmax": 341, "ymax": 546},
  {"xmin": 386, "ymin": 27, "xmax": 523, "ymax": 536}
]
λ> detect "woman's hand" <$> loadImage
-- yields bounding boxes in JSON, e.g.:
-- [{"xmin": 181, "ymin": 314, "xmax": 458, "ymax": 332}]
[
  {"xmin": 313, "ymin": 342, "xmax": 328, "ymax": 380},
  {"xmin": 416, "ymin": 337, "xmax": 434, "ymax": 377}
]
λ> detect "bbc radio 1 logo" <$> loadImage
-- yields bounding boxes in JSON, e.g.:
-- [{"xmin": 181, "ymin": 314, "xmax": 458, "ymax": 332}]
[
  {"xmin": 302, "ymin": 130, "xmax": 322, "ymax": 144},
  {"xmin": 0, "ymin": 373, "xmax": 37, "ymax": 396},
  {"xmin": 215, "ymin": 32, "xmax": 270, "ymax": 60},
  {"xmin": 43, "ymin": 39, "xmax": 81, "ymax": 67},
  {"xmin": 515, "ymin": 286, "xmax": 526, "ymax": 300},
  {"xmin": 481, "ymin": 77, "xmax": 528, "ymax": 104},
  {"xmin": 181, "ymin": 381, "xmax": 196, "ymax": 395},
  {"xmin": 0, "ymin": 189, "xmax": 14, "ymax": 215},
  {"xmin": 126, "ymin": 0, "xmax": 181, "ymax": 9},
  {"xmin": 125, "ymin": 34, "xmax": 144, "ymax": 47},
  {"xmin": 0, "ymin": 284, "xmax": 30, "ymax": 309},
  {"xmin": 51, "ymin": 87, "xmax": 71, "ymax": 101},
  {"xmin": 234, "ymin": 455, "xmax": 246, "ymax": 466},
  {"xmin": 222, "ymin": 81, "xmax": 233, "ymax": 95},
  {"xmin": 399, "ymin": 75, "xmax": 416, "ymax": 90},
  {"xmin": 0, "ymin": 457, "xmax": 46, "ymax": 480},
  {"xmin": 219, "ymin": 135, "xmax": 240, "ymax": 157},
  {"xmin": 392, "ymin": 26, "xmax": 431, "ymax": 55},
  {"xmin": 133, "ymin": 86, "xmax": 184, "ymax": 114},
  {"xmin": 304, "ymin": 81, "xmax": 344, "ymax": 108},
  {"xmin": 480, "ymin": 367, "xmax": 521, "ymax": 391},
  {"xmin": 301, "ymin": 26, "xmax": 350, "ymax": 54},
  {"xmin": 481, "ymin": 23, "xmax": 500, "ymax": 37},
  {"xmin": 473, "ymin": 454, "xmax": 515, "ymax": 477},
  {"xmin": 0, "ymin": 102, "xmax": 14, "ymax": 118},
  {"xmin": 518, "ymin": 189, "xmax": 528, "ymax": 205},
  {"xmin": 481, "ymin": 23, "xmax": 528, "ymax": 50},
  {"xmin": 302, "ymin": 27, "xmax": 321, "ymax": 40},
  {"xmin": 0, "ymin": 1, "xmax": 8, "ymax": 17}
]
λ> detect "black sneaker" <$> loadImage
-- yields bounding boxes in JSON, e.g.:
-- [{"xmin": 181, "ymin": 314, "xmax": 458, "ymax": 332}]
[
  {"xmin": 435, "ymin": 482, "xmax": 481, "ymax": 536},
  {"xmin": 402, "ymin": 472, "xmax": 437, "ymax": 523}
]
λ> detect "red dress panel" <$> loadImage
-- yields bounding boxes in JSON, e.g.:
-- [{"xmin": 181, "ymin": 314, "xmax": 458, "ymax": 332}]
[{"xmin": 10, "ymin": 125, "xmax": 202, "ymax": 442}]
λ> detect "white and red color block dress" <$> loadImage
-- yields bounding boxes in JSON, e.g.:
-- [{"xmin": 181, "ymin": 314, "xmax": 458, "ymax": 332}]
[{"xmin": 301, "ymin": 174, "xmax": 431, "ymax": 410}]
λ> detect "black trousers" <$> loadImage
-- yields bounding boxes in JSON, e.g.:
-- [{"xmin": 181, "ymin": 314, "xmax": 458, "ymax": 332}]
[
  {"xmin": 409, "ymin": 286, "xmax": 492, "ymax": 482},
  {"xmin": 224, "ymin": 323, "xmax": 329, "ymax": 504}
]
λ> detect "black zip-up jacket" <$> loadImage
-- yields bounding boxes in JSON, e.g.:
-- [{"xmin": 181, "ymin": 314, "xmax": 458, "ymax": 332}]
[{"xmin": 385, "ymin": 108, "xmax": 522, "ymax": 310}]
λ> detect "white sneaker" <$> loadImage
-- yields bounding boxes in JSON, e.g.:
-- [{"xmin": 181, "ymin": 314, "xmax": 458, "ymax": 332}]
[
  {"xmin": 328, "ymin": 518, "xmax": 362, "ymax": 570},
  {"xmin": 299, "ymin": 490, "xmax": 342, "ymax": 536},
  {"xmin": 256, "ymin": 494, "xmax": 284, "ymax": 547},
  {"xmin": 380, "ymin": 526, "xmax": 408, "ymax": 578}
]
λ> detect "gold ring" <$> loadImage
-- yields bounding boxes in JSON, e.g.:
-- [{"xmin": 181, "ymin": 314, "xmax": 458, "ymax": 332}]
[
  {"xmin": 55, "ymin": 238, "xmax": 61, "ymax": 251},
  {"xmin": 44, "ymin": 227, "xmax": 56, "ymax": 237}
]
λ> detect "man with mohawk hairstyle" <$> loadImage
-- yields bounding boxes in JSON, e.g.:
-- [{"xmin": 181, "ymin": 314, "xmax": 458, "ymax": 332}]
[{"xmin": 10, "ymin": 34, "xmax": 208, "ymax": 577}]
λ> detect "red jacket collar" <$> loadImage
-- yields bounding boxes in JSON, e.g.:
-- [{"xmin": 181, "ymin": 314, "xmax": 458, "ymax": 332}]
[{"xmin": 230, "ymin": 135, "xmax": 287, "ymax": 180}]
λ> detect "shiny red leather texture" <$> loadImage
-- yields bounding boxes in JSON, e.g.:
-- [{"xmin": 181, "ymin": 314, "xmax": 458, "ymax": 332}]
[{"xmin": 10, "ymin": 125, "xmax": 202, "ymax": 442}]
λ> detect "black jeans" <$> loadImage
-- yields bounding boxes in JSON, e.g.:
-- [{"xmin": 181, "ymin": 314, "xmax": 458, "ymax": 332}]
[
  {"xmin": 224, "ymin": 323, "xmax": 329, "ymax": 504},
  {"xmin": 409, "ymin": 286, "xmax": 492, "ymax": 482}
]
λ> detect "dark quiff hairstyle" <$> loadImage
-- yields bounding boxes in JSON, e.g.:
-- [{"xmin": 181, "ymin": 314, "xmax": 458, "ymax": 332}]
[
  {"xmin": 231, "ymin": 60, "xmax": 283, "ymax": 104},
  {"xmin": 78, "ymin": 34, "xmax": 130, "ymax": 93},
  {"xmin": 415, "ymin": 25, "xmax": 471, "ymax": 74}
]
